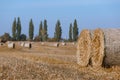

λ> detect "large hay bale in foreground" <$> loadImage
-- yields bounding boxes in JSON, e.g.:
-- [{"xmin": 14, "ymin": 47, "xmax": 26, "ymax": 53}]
[
  {"xmin": 92, "ymin": 28, "xmax": 120, "ymax": 67},
  {"xmin": 77, "ymin": 28, "xmax": 120, "ymax": 67},
  {"xmin": 77, "ymin": 29, "xmax": 92, "ymax": 67}
]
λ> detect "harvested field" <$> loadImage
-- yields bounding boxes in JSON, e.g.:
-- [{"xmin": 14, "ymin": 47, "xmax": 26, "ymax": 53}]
[{"xmin": 0, "ymin": 42, "xmax": 120, "ymax": 80}]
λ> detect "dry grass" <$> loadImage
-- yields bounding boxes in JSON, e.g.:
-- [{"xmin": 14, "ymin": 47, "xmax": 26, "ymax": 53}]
[{"xmin": 0, "ymin": 42, "xmax": 120, "ymax": 79}]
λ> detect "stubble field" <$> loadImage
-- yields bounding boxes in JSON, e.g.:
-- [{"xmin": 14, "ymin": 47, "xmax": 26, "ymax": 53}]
[{"xmin": 0, "ymin": 42, "xmax": 120, "ymax": 80}]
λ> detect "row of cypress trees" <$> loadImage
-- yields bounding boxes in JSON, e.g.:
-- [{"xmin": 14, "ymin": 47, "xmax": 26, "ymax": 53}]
[
  {"xmin": 39, "ymin": 20, "xmax": 48, "ymax": 41},
  {"xmin": 69, "ymin": 19, "xmax": 79, "ymax": 42},
  {"xmin": 12, "ymin": 17, "xmax": 79, "ymax": 42},
  {"xmin": 12, "ymin": 17, "xmax": 21, "ymax": 41}
]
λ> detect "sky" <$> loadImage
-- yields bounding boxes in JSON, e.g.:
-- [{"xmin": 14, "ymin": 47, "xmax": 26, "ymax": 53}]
[{"xmin": 0, "ymin": 0, "xmax": 120, "ymax": 38}]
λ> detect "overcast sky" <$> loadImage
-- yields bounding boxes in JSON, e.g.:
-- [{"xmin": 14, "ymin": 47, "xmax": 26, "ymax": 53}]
[{"xmin": 0, "ymin": 0, "xmax": 120, "ymax": 38}]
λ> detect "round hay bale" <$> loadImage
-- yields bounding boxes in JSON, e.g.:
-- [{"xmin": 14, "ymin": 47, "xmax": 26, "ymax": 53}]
[
  {"xmin": 7, "ymin": 42, "xmax": 15, "ymax": 49},
  {"xmin": 102, "ymin": 29, "xmax": 120, "ymax": 66},
  {"xmin": 91, "ymin": 28, "xmax": 104, "ymax": 67},
  {"xmin": 20, "ymin": 42, "xmax": 25, "ymax": 47},
  {"xmin": 92, "ymin": 28, "xmax": 120, "ymax": 67},
  {"xmin": 54, "ymin": 43, "xmax": 59, "ymax": 47},
  {"xmin": 76, "ymin": 29, "xmax": 92, "ymax": 67},
  {"xmin": 24, "ymin": 42, "xmax": 32, "ymax": 49},
  {"xmin": 0, "ymin": 42, "xmax": 4, "ymax": 46},
  {"xmin": 41, "ymin": 42, "xmax": 44, "ymax": 45},
  {"xmin": 61, "ymin": 42, "xmax": 66, "ymax": 46},
  {"xmin": 0, "ymin": 39, "xmax": 1, "ymax": 42},
  {"xmin": 72, "ymin": 42, "xmax": 75, "ymax": 45}
]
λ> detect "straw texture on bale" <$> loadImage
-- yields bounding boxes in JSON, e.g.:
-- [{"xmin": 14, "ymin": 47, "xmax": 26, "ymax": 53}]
[
  {"xmin": 101, "ymin": 29, "xmax": 120, "ymax": 66},
  {"xmin": 76, "ymin": 29, "xmax": 91, "ymax": 67},
  {"xmin": 91, "ymin": 28, "xmax": 104, "ymax": 67}
]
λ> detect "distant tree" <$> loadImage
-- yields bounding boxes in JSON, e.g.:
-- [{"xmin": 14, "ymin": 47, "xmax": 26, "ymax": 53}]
[
  {"xmin": 16, "ymin": 17, "xmax": 21, "ymax": 41},
  {"xmin": 20, "ymin": 34, "xmax": 26, "ymax": 41},
  {"xmin": 73, "ymin": 19, "xmax": 79, "ymax": 41},
  {"xmin": 12, "ymin": 18, "xmax": 17, "ymax": 40},
  {"xmin": 34, "ymin": 35, "xmax": 41, "ymax": 41},
  {"xmin": 39, "ymin": 21, "xmax": 43, "ymax": 41},
  {"xmin": 54, "ymin": 20, "xmax": 62, "ymax": 42},
  {"xmin": 0, "ymin": 33, "xmax": 11, "ymax": 42},
  {"xmin": 29, "ymin": 19, "xmax": 34, "ymax": 41},
  {"xmin": 47, "ymin": 37, "xmax": 57, "ymax": 42},
  {"xmin": 43, "ymin": 19, "xmax": 48, "ymax": 41},
  {"xmin": 69, "ymin": 23, "xmax": 73, "ymax": 41}
]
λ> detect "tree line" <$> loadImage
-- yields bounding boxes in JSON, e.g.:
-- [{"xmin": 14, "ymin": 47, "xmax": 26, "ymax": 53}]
[{"xmin": 0, "ymin": 17, "xmax": 79, "ymax": 42}]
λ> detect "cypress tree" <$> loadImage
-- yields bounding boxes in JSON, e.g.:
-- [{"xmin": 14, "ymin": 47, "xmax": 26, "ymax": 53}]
[
  {"xmin": 43, "ymin": 19, "xmax": 48, "ymax": 41},
  {"xmin": 73, "ymin": 19, "xmax": 78, "ymax": 41},
  {"xmin": 16, "ymin": 17, "xmax": 21, "ymax": 41},
  {"xmin": 39, "ymin": 21, "xmax": 43, "ymax": 41},
  {"xmin": 29, "ymin": 19, "xmax": 34, "ymax": 41},
  {"xmin": 69, "ymin": 23, "xmax": 72, "ymax": 41},
  {"xmin": 54, "ymin": 20, "xmax": 62, "ymax": 42},
  {"xmin": 12, "ymin": 18, "xmax": 17, "ymax": 40}
]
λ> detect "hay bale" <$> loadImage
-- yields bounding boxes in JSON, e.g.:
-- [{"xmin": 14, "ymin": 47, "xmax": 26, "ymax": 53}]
[
  {"xmin": 91, "ymin": 28, "xmax": 104, "ymax": 67},
  {"xmin": 77, "ymin": 28, "xmax": 120, "ymax": 67},
  {"xmin": 92, "ymin": 28, "xmax": 120, "ymax": 67},
  {"xmin": 72, "ymin": 42, "xmax": 75, "ymax": 45},
  {"xmin": 41, "ymin": 42, "xmax": 44, "ymax": 45},
  {"xmin": 0, "ymin": 43, "xmax": 3, "ymax": 46},
  {"xmin": 54, "ymin": 43, "xmax": 59, "ymax": 47},
  {"xmin": 76, "ymin": 29, "xmax": 92, "ymax": 67},
  {"xmin": 61, "ymin": 42, "xmax": 66, "ymax": 46},
  {"xmin": 8, "ymin": 42, "xmax": 15, "ymax": 48},
  {"xmin": 20, "ymin": 42, "xmax": 25, "ymax": 47},
  {"xmin": 24, "ymin": 43, "xmax": 32, "ymax": 49}
]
